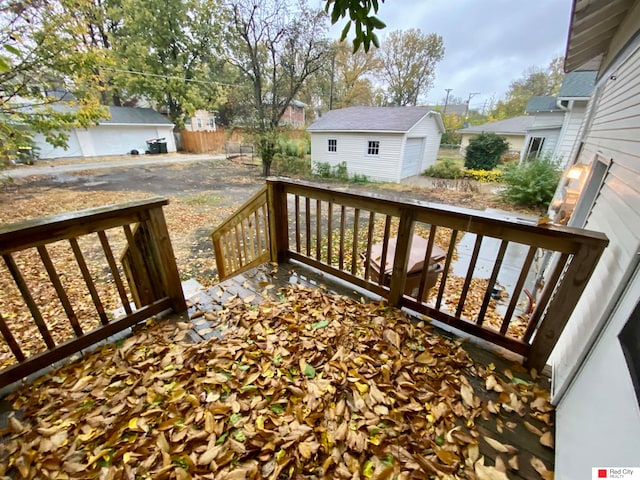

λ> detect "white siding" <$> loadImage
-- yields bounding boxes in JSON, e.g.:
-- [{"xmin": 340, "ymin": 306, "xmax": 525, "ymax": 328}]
[
  {"xmin": 401, "ymin": 138, "xmax": 423, "ymax": 178},
  {"xmin": 90, "ymin": 126, "xmax": 176, "ymax": 156},
  {"xmin": 406, "ymin": 114, "xmax": 442, "ymax": 173},
  {"xmin": 552, "ymin": 43, "xmax": 640, "ymax": 479},
  {"xmin": 553, "ymin": 101, "xmax": 587, "ymax": 167},
  {"xmin": 33, "ymin": 130, "xmax": 83, "ymax": 159},
  {"xmin": 521, "ymin": 128, "xmax": 561, "ymax": 160},
  {"xmin": 530, "ymin": 111, "xmax": 564, "ymax": 129},
  {"xmin": 310, "ymin": 132, "xmax": 404, "ymax": 182}
]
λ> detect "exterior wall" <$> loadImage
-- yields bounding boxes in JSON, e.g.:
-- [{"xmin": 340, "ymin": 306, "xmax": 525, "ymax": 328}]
[
  {"xmin": 521, "ymin": 128, "xmax": 561, "ymax": 161},
  {"xmin": 184, "ymin": 110, "xmax": 216, "ymax": 132},
  {"xmin": 553, "ymin": 101, "xmax": 587, "ymax": 167},
  {"xmin": 460, "ymin": 133, "xmax": 525, "ymax": 152},
  {"xmin": 555, "ymin": 268, "xmax": 640, "ymax": 480},
  {"xmin": 406, "ymin": 114, "xmax": 442, "ymax": 173},
  {"xmin": 552, "ymin": 38, "xmax": 640, "ymax": 479},
  {"xmin": 529, "ymin": 111, "xmax": 564, "ymax": 129},
  {"xmin": 280, "ymin": 105, "xmax": 305, "ymax": 127},
  {"xmin": 33, "ymin": 130, "xmax": 83, "ymax": 159},
  {"xmin": 310, "ymin": 132, "xmax": 403, "ymax": 182}
]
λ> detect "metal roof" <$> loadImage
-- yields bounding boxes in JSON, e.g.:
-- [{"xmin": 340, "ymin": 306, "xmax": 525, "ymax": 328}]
[
  {"xmin": 558, "ymin": 71, "xmax": 597, "ymax": 98},
  {"xmin": 101, "ymin": 107, "xmax": 173, "ymax": 126},
  {"xmin": 307, "ymin": 106, "xmax": 444, "ymax": 133},
  {"xmin": 564, "ymin": 0, "xmax": 635, "ymax": 72},
  {"xmin": 456, "ymin": 116, "xmax": 534, "ymax": 135},
  {"xmin": 525, "ymin": 96, "xmax": 563, "ymax": 113}
]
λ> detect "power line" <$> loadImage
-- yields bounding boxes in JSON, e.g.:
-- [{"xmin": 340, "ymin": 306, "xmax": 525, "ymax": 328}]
[{"xmin": 102, "ymin": 67, "xmax": 237, "ymax": 87}]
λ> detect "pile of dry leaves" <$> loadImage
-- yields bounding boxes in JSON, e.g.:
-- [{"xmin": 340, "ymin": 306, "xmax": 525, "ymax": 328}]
[{"xmin": 0, "ymin": 285, "xmax": 553, "ymax": 479}]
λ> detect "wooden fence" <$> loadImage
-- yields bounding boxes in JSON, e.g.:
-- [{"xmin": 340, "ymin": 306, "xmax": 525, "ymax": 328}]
[
  {"xmin": 181, "ymin": 128, "xmax": 244, "ymax": 154},
  {"xmin": 0, "ymin": 198, "xmax": 186, "ymax": 387}
]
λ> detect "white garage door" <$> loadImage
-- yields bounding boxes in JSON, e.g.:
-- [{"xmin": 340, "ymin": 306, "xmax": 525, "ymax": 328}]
[
  {"xmin": 401, "ymin": 138, "xmax": 424, "ymax": 179},
  {"xmin": 90, "ymin": 127, "xmax": 163, "ymax": 156}
]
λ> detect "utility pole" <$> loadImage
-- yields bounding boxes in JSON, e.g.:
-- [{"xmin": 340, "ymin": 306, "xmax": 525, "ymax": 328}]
[
  {"xmin": 443, "ymin": 88, "xmax": 453, "ymax": 114},
  {"xmin": 465, "ymin": 92, "xmax": 480, "ymax": 119}
]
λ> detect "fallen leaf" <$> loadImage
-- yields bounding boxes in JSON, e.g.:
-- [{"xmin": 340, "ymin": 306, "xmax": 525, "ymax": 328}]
[{"xmin": 540, "ymin": 431, "xmax": 554, "ymax": 449}]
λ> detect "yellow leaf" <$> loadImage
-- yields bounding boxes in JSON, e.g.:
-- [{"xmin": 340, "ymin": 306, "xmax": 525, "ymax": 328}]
[
  {"xmin": 123, "ymin": 452, "xmax": 131, "ymax": 464},
  {"xmin": 540, "ymin": 431, "xmax": 554, "ymax": 449},
  {"xmin": 255, "ymin": 415, "xmax": 264, "ymax": 430},
  {"xmin": 415, "ymin": 351, "xmax": 435, "ymax": 365},
  {"xmin": 128, "ymin": 417, "xmax": 139, "ymax": 430},
  {"xmin": 435, "ymin": 447, "xmax": 459, "ymax": 465},
  {"xmin": 355, "ymin": 382, "xmax": 369, "ymax": 394}
]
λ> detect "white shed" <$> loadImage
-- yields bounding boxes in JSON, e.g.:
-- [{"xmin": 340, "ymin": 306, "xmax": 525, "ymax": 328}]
[
  {"xmin": 546, "ymin": 1, "xmax": 640, "ymax": 478},
  {"xmin": 307, "ymin": 106, "xmax": 444, "ymax": 183},
  {"xmin": 34, "ymin": 106, "xmax": 176, "ymax": 159}
]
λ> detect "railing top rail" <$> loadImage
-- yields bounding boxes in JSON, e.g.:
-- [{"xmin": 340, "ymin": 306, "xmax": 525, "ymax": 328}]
[
  {"xmin": 211, "ymin": 186, "xmax": 267, "ymax": 238},
  {"xmin": 0, "ymin": 197, "xmax": 169, "ymax": 255},
  {"xmin": 267, "ymin": 178, "xmax": 609, "ymax": 251}
]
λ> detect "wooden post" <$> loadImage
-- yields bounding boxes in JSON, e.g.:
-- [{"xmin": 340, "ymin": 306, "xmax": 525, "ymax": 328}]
[
  {"xmin": 266, "ymin": 180, "xmax": 289, "ymax": 263},
  {"xmin": 146, "ymin": 206, "xmax": 187, "ymax": 314},
  {"xmin": 388, "ymin": 209, "xmax": 415, "ymax": 307},
  {"xmin": 526, "ymin": 242, "xmax": 607, "ymax": 370}
]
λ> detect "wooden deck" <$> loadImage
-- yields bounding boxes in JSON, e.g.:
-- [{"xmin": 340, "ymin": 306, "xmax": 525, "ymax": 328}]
[{"xmin": 184, "ymin": 261, "xmax": 555, "ymax": 479}]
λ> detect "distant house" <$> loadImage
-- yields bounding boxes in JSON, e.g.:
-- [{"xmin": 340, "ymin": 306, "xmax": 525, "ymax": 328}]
[
  {"xmin": 279, "ymin": 100, "xmax": 307, "ymax": 127},
  {"xmin": 521, "ymin": 72, "xmax": 596, "ymax": 167},
  {"xmin": 307, "ymin": 106, "xmax": 444, "ymax": 182},
  {"xmin": 184, "ymin": 110, "xmax": 217, "ymax": 132},
  {"xmin": 33, "ymin": 107, "xmax": 176, "ymax": 159},
  {"xmin": 456, "ymin": 116, "xmax": 534, "ymax": 154}
]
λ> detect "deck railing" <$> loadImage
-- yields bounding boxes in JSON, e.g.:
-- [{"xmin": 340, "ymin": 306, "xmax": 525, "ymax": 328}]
[
  {"xmin": 213, "ymin": 179, "xmax": 609, "ymax": 369},
  {"xmin": 0, "ymin": 198, "xmax": 186, "ymax": 388}
]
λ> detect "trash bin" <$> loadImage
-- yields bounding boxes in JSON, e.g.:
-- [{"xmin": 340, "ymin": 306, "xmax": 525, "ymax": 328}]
[
  {"xmin": 158, "ymin": 140, "xmax": 168, "ymax": 154},
  {"xmin": 368, "ymin": 234, "xmax": 446, "ymax": 301},
  {"xmin": 146, "ymin": 138, "xmax": 161, "ymax": 154}
]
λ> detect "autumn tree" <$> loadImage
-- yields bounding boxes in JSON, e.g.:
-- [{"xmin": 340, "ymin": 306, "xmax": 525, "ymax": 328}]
[
  {"xmin": 0, "ymin": 0, "xmax": 108, "ymax": 162},
  {"xmin": 226, "ymin": 0, "xmax": 330, "ymax": 176},
  {"xmin": 112, "ymin": 0, "xmax": 225, "ymax": 126},
  {"xmin": 376, "ymin": 29, "xmax": 444, "ymax": 106},
  {"xmin": 489, "ymin": 56, "xmax": 564, "ymax": 120}
]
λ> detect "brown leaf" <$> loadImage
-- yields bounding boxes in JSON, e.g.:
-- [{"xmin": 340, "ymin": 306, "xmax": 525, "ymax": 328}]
[
  {"xmin": 383, "ymin": 329, "xmax": 401, "ymax": 349},
  {"xmin": 484, "ymin": 437, "xmax": 518, "ymax": 455},
  {"xmin": 530, "ymin": 456, "xmax": 554, "ymax": 479},
  {"xmin": 460, "ymin": 383, "xmax": 475, "ymax": 408},
  {"xmin": 475, "ymin": 459, "xmax": 510, "ymax": 480},
  {"xmin": 540, "ymin": 431, "xmax": 554, "ymax": 449},
  {"xmin": 508, "ymin": 455, "xmax": 519, "ymax": 471}
]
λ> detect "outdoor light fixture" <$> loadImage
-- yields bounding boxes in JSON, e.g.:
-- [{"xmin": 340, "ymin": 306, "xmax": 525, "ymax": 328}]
[{"xmin": 566, "ymin": 165, "xmax": 585, "ymax": 180}]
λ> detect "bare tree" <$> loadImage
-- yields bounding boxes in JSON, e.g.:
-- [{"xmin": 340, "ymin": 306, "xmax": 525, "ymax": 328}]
[
  {"xmin": 226, "ymin": 0, "xmax": 331, "ymax": 176},
  {"xmin": 377, "ymin": 29, "xmax": 444, "ymax": 106}
]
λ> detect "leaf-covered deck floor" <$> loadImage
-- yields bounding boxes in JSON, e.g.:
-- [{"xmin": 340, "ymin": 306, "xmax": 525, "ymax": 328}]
[{"xmin": 0, "ymin": 263, "xmax": 555, "ymax": 479}]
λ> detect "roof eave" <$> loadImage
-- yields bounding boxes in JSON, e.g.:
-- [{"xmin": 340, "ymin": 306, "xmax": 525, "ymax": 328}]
[
  {"xmin": 99, "ymin": 122, "xmax": 175, "ymax": 127},
  {"xmin": 307, "ymin": 129, "xmax": 406, "ymax": 134}
]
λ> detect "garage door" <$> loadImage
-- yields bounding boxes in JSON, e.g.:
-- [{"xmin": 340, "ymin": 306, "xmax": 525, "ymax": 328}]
[
  {"xmin": 90, "ymin": 127, "xmax": 161, "ymax": 156},
  {"xmin": 401, "ymin": 138, "xmax": 424, "ymax": 179}
]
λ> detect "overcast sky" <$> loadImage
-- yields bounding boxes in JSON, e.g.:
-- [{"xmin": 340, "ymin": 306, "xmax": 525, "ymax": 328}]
[{"xmin": 328, "ymin": 0, "xmax": 573, "ymax": 112}]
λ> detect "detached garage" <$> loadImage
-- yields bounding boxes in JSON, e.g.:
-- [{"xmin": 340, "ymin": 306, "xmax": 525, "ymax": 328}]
[
  {"xmin": 34, "ymin": 106, "xmax": 176, "ymax": 159},
  {"xmin": 307, "ymin": 106, "xmax": 444, "ymax": 183}
]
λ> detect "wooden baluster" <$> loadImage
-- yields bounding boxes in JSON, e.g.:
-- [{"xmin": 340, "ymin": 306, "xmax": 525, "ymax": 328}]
[
  {"xmin": 295, "ymin": 195, "xmax": 301, "ymax": 253},
  {"xmin": 123, "ymin": 224, "xmax": 155, "ymax": 307},
  {"xmin": 37, "ymin": 245, "xmax": 83, "ymax": 336},
  {"xmin": 316, "ymin": 199, "xmax": 322, "ymax": 261},
  {"xmin": 364, "ymin": 212, "xmax": 375, "ymax": 280},
  {"xmin": 436, "ymin": 229, "xmax": 458, "ymax": 310},
  {"xmin": 234, "ymin": 224, "xmax": 243, "ymax": 266},
  {"xmin": 3, "ymin": 253, "xmax": 56, "ymax": 348},
  {"xmin": 339, "ymin": 205, "xmax": 346, "ymax": 271},
  {"xmin": 98, "ymin": 231, "xmax": 132, "ymax": 315},
  {"xmin": 388, "ymin": 210, "xmax": 415, "ymax": 306},
  {"xmin": 455, "ymin": 234, "xmax": 484, "ymax": 318},
  {"xmin": 255, "ymin": 210, "xmax": 263, "ymax": 256},
  {"xmin": 351, "ymin": 208, "xmax": 360, "ymax": 274},
  {"xmin": 416, "ymin": 226, "xmax": 438, "ymax": 302},
  {"xmin": 477, "ymin": 240, "xmax": 509, "ymax": 325},
  {"xmin": 240, "ymin": 218, "xmax": 249, "ymax": 263},
  {"xmin": 0, "ymin": 312, "xmax": 25, "ymax": 361},
  {"xmin": 327, "ymin": 202, "xmax": 333, "ymax": 265},
  {"xmin": 145, "ymin": 207, "xmax": 187, "ymax": 313},
  {"xmin": 261, "ymin": 203, "xmax": 269, "ymax": 254},
  {"xmin": 377, "ymin": 215, "xmax": 392, "ymax": 286},
  {"xmin": 70, "ymin": 238, "xmax": 109, "ymax": 325},
  {"xmin": 500, "ymin": 246, "xmax": 538, "ymax": 334},
  {"xmin": 522, "ymin": 252, "xmax": 570, "ymax": 341},
  {"xmin": 305, "ymin": 197, "xmax": 311, "ymax": 257}
]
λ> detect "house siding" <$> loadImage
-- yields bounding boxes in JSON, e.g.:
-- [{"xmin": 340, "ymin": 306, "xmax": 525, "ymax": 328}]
[
  {"xmin": 553, "ymin": 40, "xmax": 640, "ymax": 479},
  {"xmin": 553, "ymin": 102, "xmax": 587, "ymax": 167},
  {"xmin": 310, "ymin": 132, "xmax": 403, "ymax": 182}
]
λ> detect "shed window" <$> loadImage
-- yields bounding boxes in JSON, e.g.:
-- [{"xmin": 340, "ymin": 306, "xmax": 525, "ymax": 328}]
[
  {"xmin": 367, "ymin": 140, "xmax": 380, "ymax": 155},
  {"xmin": 209, "ymin": 118, "xmax": 215, "ymax": 128},
  {"xmin": 185, "ymin": 118, "xmax": 192, "ymax": 125},
  {"xmin": 526, "ymin": 136, "xmax": 545, "ymax": 159},
  {"xmin": 197, "ymin": 118, "xmax": 202, "ymax": 128},
  {"xmin": 328, "ymin": 139, "xmax": 337, "ymax": 152}
]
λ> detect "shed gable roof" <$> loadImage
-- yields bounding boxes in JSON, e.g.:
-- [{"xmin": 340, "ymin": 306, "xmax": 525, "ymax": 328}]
[
  {"xmin": 525, "ymin": 96, "xmax": 563, "ymax": 113},
  {"xmin": 456, "ymin": 116, "xmax": 534, "ymax": 135},
  {"xmin": 100, "ymin": 107, "xmax": 173, "ymax": 126},
  {"xmin": 308, "ymin": 106, "xmax": 441, "ymax": 133}
]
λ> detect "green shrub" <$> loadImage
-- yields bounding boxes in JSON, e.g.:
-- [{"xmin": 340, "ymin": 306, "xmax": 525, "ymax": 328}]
[
  {"xmin": 464, "ymin": 132, "xmax": 510, "ymax": 170},
  {"xmin": 423, "ymin": 158, "xmax": 463, "ymax": 179},
  {"xmin": 272, "ymin": 153, "xmax": 311, "ymax": 176},
  {"xmin": 463, "ymin": 169, "xmax": 503, "ymax": 183},
  {"xmin": 501, "ymin": 156, "xmax": 562, "ymax": 208},
  {"xmin": 313, "ymin": 161, "xmax": 366, "ymax": 183},
  {"xmin": 314, "ymin": 161, "xmax": 332, "ymax": 178},
  {"xmin": 350, "ymin": 173, "xmax": 369, "ymax": 184}
]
